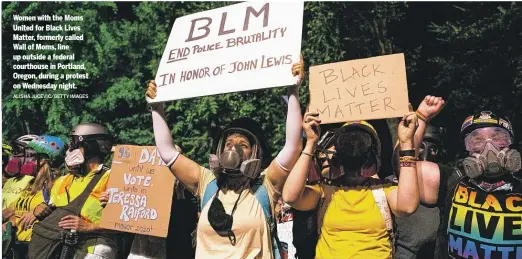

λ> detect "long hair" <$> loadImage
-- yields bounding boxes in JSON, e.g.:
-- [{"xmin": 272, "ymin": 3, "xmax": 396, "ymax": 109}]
[{"xmin": 27, "ymin": 161, "xmax": 60, "ymax": 196}]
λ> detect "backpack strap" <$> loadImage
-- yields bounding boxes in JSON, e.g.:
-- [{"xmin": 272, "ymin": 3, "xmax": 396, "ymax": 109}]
[
  {"xmin": 201, "ymin": 178, "xmax": 218, "ymax": 210},
  {"xmin": 66, "ymin": 165, "xmax": 106, "ymax": 215},
  {"xmin": 252, "ymin": 177, "xmax": 281, "ymax": 259},
  {"xmin": 370, "ymin": 178, "xmax": 396, "ymax": 253}
]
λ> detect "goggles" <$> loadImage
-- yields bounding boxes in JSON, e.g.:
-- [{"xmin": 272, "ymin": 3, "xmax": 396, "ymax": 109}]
[{"xmin": 464, "ymin": 127, "xmax": 512, "ymax": 152}]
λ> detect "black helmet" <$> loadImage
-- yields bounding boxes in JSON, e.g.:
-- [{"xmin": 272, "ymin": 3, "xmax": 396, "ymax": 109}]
[
  {"xmin": 69, "ymin": 123, "xmax": 112, "ymax": 158},
  {"xmin": 460, "ymin": 111, "xmax": 514, "ymax": 140},
  {"xmin": 212, "ymin": 118, "xmax": 271, "ymax": 169}
]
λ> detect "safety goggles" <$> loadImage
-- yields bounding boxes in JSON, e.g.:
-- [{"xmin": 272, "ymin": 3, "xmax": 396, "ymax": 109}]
[{"xmin": 464, "ymin": 127, "xmax": 512, "ymax": 152}]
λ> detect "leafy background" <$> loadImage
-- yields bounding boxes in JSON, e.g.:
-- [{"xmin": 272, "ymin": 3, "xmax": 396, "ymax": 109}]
[{"xmin": 2, "ymin": 2, "xmax": 522, "ymax": 174}]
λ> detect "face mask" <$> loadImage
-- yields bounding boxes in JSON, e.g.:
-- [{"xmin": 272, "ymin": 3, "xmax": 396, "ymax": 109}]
[
  {"xmin": 207, "ymin": 181, "xmax": 247, "ymax": 246},
  {"xmin": 419, "ymin": 142, "xmax": 440, "ymax": 162},
  {"xmin": 20, "ymin": 160, "xmax": 37, "ymax": 176},
  {"xmin": 65, "ymin": 148, "xmax": 85, "ymax": 172},
  {"xmin": 209, "ymin": 144, "xmax": 260, "ymax": 179},
  {"xmin": 460, "ymin": 140, "xmax": 522, "ymax": 179},
  {"xmin": 5, "ymin": 158, "xmax": 22, "ymax": 175}
]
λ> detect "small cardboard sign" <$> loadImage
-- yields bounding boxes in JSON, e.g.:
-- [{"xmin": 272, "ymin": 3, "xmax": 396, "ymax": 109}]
[
  {"xmin": 151, "ymin": 1, "xmax": 304, "ymax": 102},
  {"xmin": 100, "ymin": 145, "xmax": 174, "ymax": 237},
  {"xmin": 309, "ymin": 53, "xmax": 409, "ymax": 124}
]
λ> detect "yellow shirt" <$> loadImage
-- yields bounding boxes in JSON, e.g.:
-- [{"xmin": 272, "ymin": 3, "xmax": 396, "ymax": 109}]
[
  {"xmin": 2, "ymin": 175, "xmax": 34, "ymax": 209},
  {"xmin": 12, "ymin": 189, "xmax": 44, "ymax": 241},
  {"xmin": 195, "ymin": 167, "xmax": 278, "ymax": 259},
  {"xmin": 50, "ymin": 166, "xmax": 110, "ymax": 224},
  {"xmin": 310, "ymin": 180, "xmax": 397, "ymax": 259}
]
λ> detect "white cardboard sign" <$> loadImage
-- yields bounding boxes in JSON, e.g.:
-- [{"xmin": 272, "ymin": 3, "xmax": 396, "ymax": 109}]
[{"xmin": 151, "ymin": 2, "xmax": 304, "ymax": 102}]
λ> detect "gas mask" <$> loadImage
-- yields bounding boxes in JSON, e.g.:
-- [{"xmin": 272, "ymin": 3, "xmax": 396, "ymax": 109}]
[
  {"xmin": 5, "ymin": 150, "xmax": 38, "ymax": 177},
  {"xmin": 20, "ymin": 158, "xmax": 37, "ymax": 176},
  {"xmin": 65, "ymin": 148, "xmax": 85, "ymax": 173},
  {"xmin": 5, "ymin": 157, "xmax": 23, "ymax": 176},
  {"xmin": 419, "ymin": 141, "xmax": 440, "ymax": 162},
  {"xmin": 209, "ymin": 128, "xmax": 261, "ymax": 179},
  {"xmin": 317, "ymin": 127, "xmax": 380, "ymax": 181},
  {"xmin": 460, "ymin": 140, "xmax": 522, "ymax": 179}
]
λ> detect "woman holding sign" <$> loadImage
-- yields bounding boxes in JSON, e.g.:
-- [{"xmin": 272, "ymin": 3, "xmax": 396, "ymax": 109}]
[
  {"xmin": 146, "ymin": 55, "xmax": 305, "ymax": 259},
  {"xmin": 282, "ymin": 111, "xmax": 420, "ymax": 259}
]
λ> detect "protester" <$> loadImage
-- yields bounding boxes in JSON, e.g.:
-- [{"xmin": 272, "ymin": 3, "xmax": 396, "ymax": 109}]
[
  {"xmin": 3, "ymin": 135, "xmax": 39, "ymax": 211},
  {"xmin": 2, "ymin": 135, "xmax": 66, "ymax": 259},
  {"xmin": 3, "ymin": 143, "xmax": 14, "ymax": 186},
  {"xmin": 414, "ymin": 105, "xmax": 522, "ymax": 259},
  {"xmin": 146, "ymin": 55, "xmax": 304, "ymax": 259},
  {"xmin": 282, "ymin": 110, "xmax": 420, "ymax": 259},
  {"xmin": 394, "ymin": 124, "xmax": 445, "ymax": 259},
  {"xmin": 28, "ymin": 123, "xmax": 120, "ymax": 259}
]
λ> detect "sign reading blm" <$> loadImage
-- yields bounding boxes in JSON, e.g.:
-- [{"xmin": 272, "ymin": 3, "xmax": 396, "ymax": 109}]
[
  {"xmin": 151, "ymin": 1, "xmax": 304, "ymax": 103},
  {"xmin": 101, "ymin": 145, "xmax": 174, "ymax": 237},
  {"xmin": 309, "ymin": 53, "xmax": 409, "ymax": 124}
]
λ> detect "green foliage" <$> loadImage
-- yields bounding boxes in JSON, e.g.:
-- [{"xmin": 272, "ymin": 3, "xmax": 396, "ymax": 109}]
[{"xmin": 2, "ymin": 2, "xmax": 521, "ymax": 166}]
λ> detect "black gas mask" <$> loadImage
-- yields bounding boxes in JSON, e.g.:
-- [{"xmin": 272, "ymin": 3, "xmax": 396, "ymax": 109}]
[
  {"xmin": 419, "ymin": 140, "xmax": 441, "ymax": 162},
  {"xmin": 315, "ymin": 123, "xmax": 380, "ymax": 180},
  {"xmin": 209, "ymin": 128, "xmax": 261, "ymax": 179}
]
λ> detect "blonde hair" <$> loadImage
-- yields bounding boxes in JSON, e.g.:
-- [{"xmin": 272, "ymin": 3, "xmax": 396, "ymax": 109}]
[{"xmin": 28, "ymin": 161, "xmax": 60, "ymax": 196}]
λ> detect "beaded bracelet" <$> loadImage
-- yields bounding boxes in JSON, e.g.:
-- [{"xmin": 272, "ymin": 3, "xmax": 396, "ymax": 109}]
[
  {"xmin": 400, "ymin": 161, "xmax": 416, "ymax": 167},
  {"xmin": 416, "ymin": 111, "xmax": 429, "ymax": 123},
  {"xmin": 399, "ymin": 156, "xmax": 417, "ymax": 162}
]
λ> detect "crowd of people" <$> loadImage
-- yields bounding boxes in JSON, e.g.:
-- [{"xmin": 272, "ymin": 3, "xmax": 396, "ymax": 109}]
[{"xmin": 2, "ymin": 55, "xmax": 521, "ymax": 259}]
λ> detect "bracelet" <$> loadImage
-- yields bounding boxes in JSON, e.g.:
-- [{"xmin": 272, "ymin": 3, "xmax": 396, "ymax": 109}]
[
  {"xmin": 399, "ymin": 150, "xmax": 415, "ymax": 157},
  {"xmin": 416, "ymin": 111, "xmax": 429, "ymax": 123},
  {"xmin": 301, "ymin": 151, "xmax": 314, "ymax": 157},
  {"xmin": 400, "ymin": 161, "xmax": 417, "ymax": 167},
  {"xmin": 399, "ymin": 156, "xmax": 417, "ymax": 162}
]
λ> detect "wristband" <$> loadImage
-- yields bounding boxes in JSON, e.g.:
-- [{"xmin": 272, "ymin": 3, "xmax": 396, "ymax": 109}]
[
  {"xmin": 301, "ymin": 151, "xmax": 314, "ymax": 157},
  {"xmin": 416, "ymin": 111, "xmax": 429, "ymax": 123},
  {"xmin": 399, "ymin": 156, "xmax": 417, "ymax": 162},
  {"xmin": 400, "ymin": 161, "xmax": 416, "ymax": 167},
  {"xmin": 399, "ymin": 150, "xmax": 415, "ymax": 157}
]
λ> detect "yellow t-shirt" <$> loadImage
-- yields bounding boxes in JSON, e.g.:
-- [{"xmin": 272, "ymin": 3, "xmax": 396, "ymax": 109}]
[
  {"xmin": 12, "ymin": 189, "xmax": 44, "ymax": 241},
  {"xmin": 50, "ymin": 166, "xmax": 110, "ymax": 224},
  {"xmin": 310, "ymin": 179, "xmax": 397, "ymax": 259},
  {"xmin": 2, "ymin": 175, "xmax": 34, "ymax": 209},
  {"xmin": 195, "ymin": 167, "xmax": 278, "ymax": 259}
]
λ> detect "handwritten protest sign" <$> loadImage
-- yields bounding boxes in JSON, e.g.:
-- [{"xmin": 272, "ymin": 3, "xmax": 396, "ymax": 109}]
[
  {"xmin": 150, "ymin": 2, "xmax": 304, "ymax": 102},
  {"xmin": 277, "ymin": 221, "xmax": 296, "ymax": 259},
  {"xmin": 101, "ymin": 145, "xmax": 174, "ymax": 237},
  {"xmin": 309, "ymin": 53, "xmax": 409, "ymax": 124}
]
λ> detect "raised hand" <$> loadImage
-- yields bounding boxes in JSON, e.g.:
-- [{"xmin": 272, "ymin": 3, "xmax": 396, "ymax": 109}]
[
  {"xmin": 288, "ymin": 53, "xmax": 305, "ymax": 94},
  {"xmin": 417, "ymin": 95, "xmax": 445, "ymax": 121},
  {"xmin": 303, "ymin": 112, "xmax": 321, "ymax": 145},
  {"xmin": 398, "ymin": 112, "xmax": 418, "ymax": 148},
  {"xmin": 146, "ymin": 80, "xmax": 158, "ymax": 100}
]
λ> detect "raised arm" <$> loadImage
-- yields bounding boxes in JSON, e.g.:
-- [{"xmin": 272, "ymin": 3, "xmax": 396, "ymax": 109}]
[
  {"xmin": 387, "ymin": 112, "xmax": 419, "ymax": 217},
  {"xmin": 282, "ymin": 112, "xmax": 322, "ymax": 211},
  {"xmin": 414, "ymin": 95, "xmax": 445, "ymax": 155},
  {"xmin": 267, "ymin": 55, "xmax": 305, "ymax": 192},
  {"xmin": 413, "ymin": 95, "xmax": 445, "ymax": 205},
  {"xmin": 147, "ymin": 81, "xmax": 201, "ymax": 194}
]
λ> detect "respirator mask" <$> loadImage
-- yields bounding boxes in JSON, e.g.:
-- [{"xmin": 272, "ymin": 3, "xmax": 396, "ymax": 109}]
[
  {"xmin": 419, "ymin": 141, "xmax": 440, "ymax": 162},
  {"xmin": 460, "ymin": 127, "xmax": 521, "ymax": 179},
  {"xmin": 65, "ymin": 137, "xmax": 85, "ymax": 173},
  {"xmin": 6, "ymin": 149, "xmax": 37, "ymax": 177},
  {"xmin": 315, "ymin": 123, "xmax": 380, "ymax": 181},
  {"xmin": 209, "ymin": 128, "xmax": 261, "ymax": 179}
]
